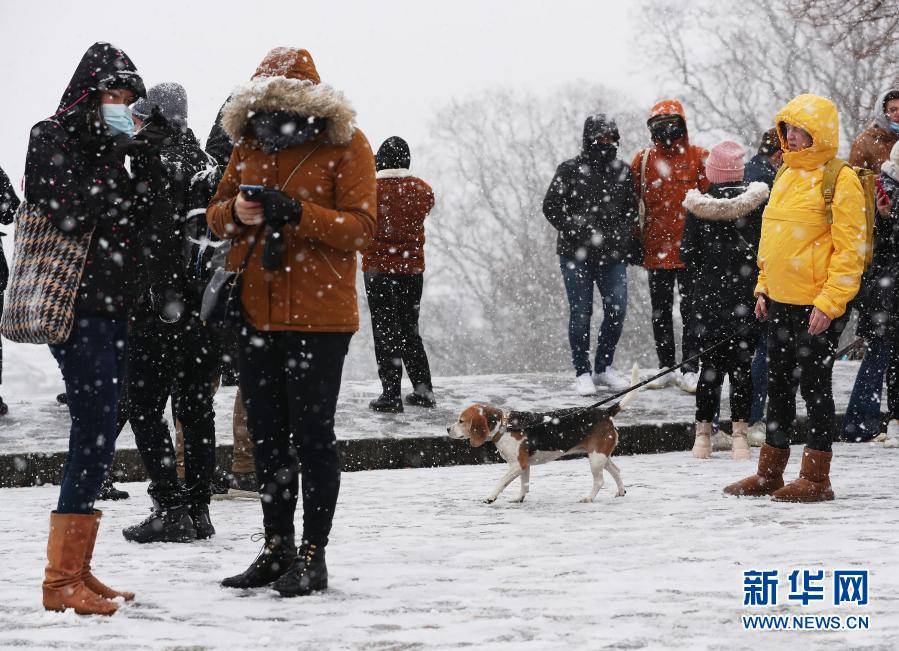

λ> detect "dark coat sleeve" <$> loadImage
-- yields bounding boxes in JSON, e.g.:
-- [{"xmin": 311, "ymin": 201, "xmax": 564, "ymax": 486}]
[
  {"xmin": 542, "ymin": 162, "xmax": 579, "ymax": 231},
  {"xmin": 679, "ymin": 213, "xmax": 699, "ymax": 270},
  {"xmin": 0, "ymin": 166, "xmax": 20, "ymax": 225}
]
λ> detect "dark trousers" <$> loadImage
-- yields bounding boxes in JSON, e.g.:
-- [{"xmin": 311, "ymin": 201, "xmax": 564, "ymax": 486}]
[
  {"xmin": 842, "ymin": 338, "xmax": 890, "ymax": 440},
  {"xmin": 889, "ymin": 336, "xmax": 899, "ymax": 421},
  {"xmin": 364, "ymin": 273, "xmax": 432, "ymax": 397},
  {"xmin": 50, "ymin": 317, "xmax": 127, "ymax": 514},
  {"xmin": 647, "ymin": 268, "xmax": 699, "ymax": 373},
  {"xmin": 239, "ymin": 328, "xmax": 351, "ymax": 547},
  {"xmin": 696, "ymin": 336, "xmax": 753, "ymax": 423},
  {"xmin": 117, "ymin": 314, "xmax": 219, "ymax": 506},
  {"xmin": 559, "ymin": 258, "xmax": 627, "ymax": 375},
  {"xmin": 766, "ymin": 302, "xmax": 845, "ymax": 452},
  {"xmin": 750, "ymin": 328, "xmax": 768, "ymax": 423}
]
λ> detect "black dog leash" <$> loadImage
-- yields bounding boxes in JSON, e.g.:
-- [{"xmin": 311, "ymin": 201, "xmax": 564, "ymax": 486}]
[{"xmin": 583, "ymin": 327, "xmax": 865, "ymax": 412}]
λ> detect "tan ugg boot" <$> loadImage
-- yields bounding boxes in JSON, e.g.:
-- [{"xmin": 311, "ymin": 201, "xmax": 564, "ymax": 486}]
[
  {"xmin": 692, "ymin": 421, "xmax": 712, "ymax": 459},
  {"xmin": 731, "ymin": 421, "xmax": 751, "ymax": 461},
  {"xmin": 723, "ymin": 444, "xmax": 790, "ymax": 496},
  {"xmin": 82, "ymin": 511, "xmax": 134, "ymax": 601},
  {"xmin": 772, "ymin": 447, "xmax": 834, "ymax": 502},
  {"xmin": 43, "ymin": 512, "xmax": 118, "ymax": 615}
]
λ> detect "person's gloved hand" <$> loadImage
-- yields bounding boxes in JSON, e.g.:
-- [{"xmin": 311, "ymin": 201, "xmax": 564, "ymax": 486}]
[
  {"xmin": 260, "ymin": 189, "xmax": 302, "ymax": 230},
  {"xmin": 151, "ymin": 287, "xmax": 185, "ymax": 324}
]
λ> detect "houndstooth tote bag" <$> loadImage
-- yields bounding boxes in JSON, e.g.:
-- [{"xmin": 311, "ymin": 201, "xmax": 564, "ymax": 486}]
[{"xmin": 0, "ymin": 202, "xmax": 92, "ymax": 344}]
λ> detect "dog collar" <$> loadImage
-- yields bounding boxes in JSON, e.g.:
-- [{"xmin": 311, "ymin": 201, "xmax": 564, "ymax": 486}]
[{"xmin": 490, "ymin": 411, "xmax": 509, "ymax": 444}]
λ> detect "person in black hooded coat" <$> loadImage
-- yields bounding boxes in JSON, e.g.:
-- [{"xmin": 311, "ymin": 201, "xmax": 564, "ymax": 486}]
[
  {"xmin": 24, "ymin": 40, "xmax": 162, "ymax": 615},
  {"xmin": 114, "ymin": 83, "xmax": 223, "ymax": 544},
  {"xmin": 680, "ymin": 141, "xmax": 769, "ymax": 460},
  {"xmin": 542, "ymin": 114, "xmax": 639, "ymax": 396},
  {"xmin": 0, "ymin": 164, "xmax": 20, "ymax": 415}
]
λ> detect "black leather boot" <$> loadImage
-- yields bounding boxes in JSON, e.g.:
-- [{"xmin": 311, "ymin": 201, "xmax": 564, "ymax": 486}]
[
  {"xmin": 272, "ymin": 541, "xmax": 327, "ymax": 597},
  {"xmin": 96, "ymin": 475, "xmax": 129, "ymax": 501},
  {"xmin": 369, "ymin": 394, "xmax": 403, "ymax": 413},
  {"xmin": 221, "ymin": 532, "xmax": 296, "ymax": 589},
  {"xmin": 122, "ymin": 504, "xmax": 197, "ymax": 543}
]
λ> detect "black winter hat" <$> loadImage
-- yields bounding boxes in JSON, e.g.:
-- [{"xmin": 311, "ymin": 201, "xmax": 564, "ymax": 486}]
[
  {"xmin": 582, "ymin": 114, "xmax": 620, "ymax": 148},
  {"xmin": 376, "ymin": 136, "xmax": 411, "ymax": 171},
  {"xmin": 132, "ymin": 82, "xmax": 188, "ymax": 126}
]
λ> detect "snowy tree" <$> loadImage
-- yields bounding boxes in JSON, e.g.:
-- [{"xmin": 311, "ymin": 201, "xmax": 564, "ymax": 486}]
[{"xmin": 642, "ymin": 0, "xmax": 898, "ymax": 150}]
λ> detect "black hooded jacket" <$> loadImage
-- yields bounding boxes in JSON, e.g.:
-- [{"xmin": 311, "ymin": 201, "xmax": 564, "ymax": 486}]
[
  {"xmin": 0, "ymin": 165, "xmax": 21, "ymax": 291},
  {"xmin": 679, "ymin": 181, "xmax": 769, "ymax": 344},
  {"xmin": 133, "ymin": 122, "xmax": 213, "ymax": 316},
  {"xmin": 856, "ymin": 170, "xmax": 899, "ymax": 339},
  {"xmin": 23, "ymin": 42, "xmax": 160, "ymax": 318},
  {"xmin": 542, "ymin": 117, "xmax": 638, "ymax": 264}
]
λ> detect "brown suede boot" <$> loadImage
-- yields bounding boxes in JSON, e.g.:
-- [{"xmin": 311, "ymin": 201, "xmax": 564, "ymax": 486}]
[
  {"xmin": 82, "ymin": 511, "xmax": 134, "ymax": 601},
  {"xmin": 772, "ymin": 447, "xmax": 834, "ymax": 502},
  {"xmin": 43, "ymin": 512, "xmax": 118, "ymax": 615},
  {"xmin": 723, "ymin": 443, "xmax": 790, "ymax": 496}
]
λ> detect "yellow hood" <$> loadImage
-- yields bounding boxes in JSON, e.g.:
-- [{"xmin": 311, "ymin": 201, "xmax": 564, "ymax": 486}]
[{"xmin": 776, "ymin": 94, "xmax": 840, "ymax": 171}]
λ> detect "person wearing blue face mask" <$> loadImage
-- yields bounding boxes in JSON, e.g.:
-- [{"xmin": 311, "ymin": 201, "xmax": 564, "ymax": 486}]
[{"xmin": 23, "ymin": 41, "xmax": 170, "ymax": 616}]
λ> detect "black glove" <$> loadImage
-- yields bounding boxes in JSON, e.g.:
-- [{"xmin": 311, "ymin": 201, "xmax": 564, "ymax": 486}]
[
  {"xmin": 133, "ymin": 106, "xmax": 173, "ymax": 150},
  {"xmin": 260, "ymin": 189, "xmax": 302, "ymax": 230},
  {"xmin": 151, "ymin": 286, "xmax": 185, "ymax": 324}
]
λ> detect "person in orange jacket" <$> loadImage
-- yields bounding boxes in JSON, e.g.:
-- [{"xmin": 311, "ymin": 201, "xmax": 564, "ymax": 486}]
[{"xmin": 631, "ymin": 100, "xmax": 709, "ymax": 393}]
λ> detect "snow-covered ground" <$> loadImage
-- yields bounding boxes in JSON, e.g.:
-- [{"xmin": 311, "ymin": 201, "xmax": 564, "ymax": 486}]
[
  {"xmin": 1, "ymin": 443, "xmax": 895, "ymax": 650},
  {"xmin": 0, "ymin": 339, "xmax": 862, "ymax": 455}
]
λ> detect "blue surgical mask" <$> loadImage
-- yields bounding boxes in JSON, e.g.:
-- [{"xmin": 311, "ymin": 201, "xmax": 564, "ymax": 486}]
[
  {"xmin": 890, "ymin": 122, "xmax": 899, "ymax": 134},
  {"xmin": 101, "ymin": 103, "xmax": 135, "ymax": 137}
]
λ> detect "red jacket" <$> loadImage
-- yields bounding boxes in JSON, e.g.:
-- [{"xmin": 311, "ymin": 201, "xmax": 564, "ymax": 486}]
[
  {"xmin": 631, "ymin": 99, "xmax": 709, "ymax": 269},
  {"xmin": 362, "ymin": 169, "xmax": 434, "ymax": 274}
]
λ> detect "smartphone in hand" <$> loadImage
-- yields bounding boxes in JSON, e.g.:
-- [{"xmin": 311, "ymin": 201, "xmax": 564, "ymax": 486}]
[{"xmin": 239, "ymin": 184, "xmax": 266, "ymax": 202}]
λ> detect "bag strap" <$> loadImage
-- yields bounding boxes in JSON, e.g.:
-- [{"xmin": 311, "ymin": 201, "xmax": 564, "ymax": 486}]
[
  {"xmin": 234, "ymin": 143, "xmax": 323, "ymax": 273},
  {"xmin": 822, "ymin": 158, "xmax": 849, "ymax": 226},
  {"xmin": 639, "ymin": 148, "xmax": 649, "ymax": 206}
]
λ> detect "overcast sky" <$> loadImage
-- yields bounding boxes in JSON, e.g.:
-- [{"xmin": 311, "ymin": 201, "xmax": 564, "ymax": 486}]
[{"xmin": 0, "ymin": 0, "xmax": 658, "ymax": 185}]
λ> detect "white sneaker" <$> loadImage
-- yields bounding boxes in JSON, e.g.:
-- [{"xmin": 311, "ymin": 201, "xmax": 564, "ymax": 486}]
[
  {"xmin": 746, "ymin": 422, "xmax": 766, "ymax": 447},
  {"xmin": 677, "ymin": 371, "xmax": 699, "ymax": 394},
  {"xmin": 646, "ymin": 368, "xmax": 674, "ymax": 390},
  {"xmin": 692, "ymin": 421, "xmax": 712, "ymax": 459},
  {"xmin": 593, "ymin": 368, "xmax": 630, "ymax": 391},
  {"xmin": 884, "ymin": 420, "xmax": 899, "ymax": 448},
  {"xmin": 574, "ymin": 373, "xmax": 597, "ymax": 396}
]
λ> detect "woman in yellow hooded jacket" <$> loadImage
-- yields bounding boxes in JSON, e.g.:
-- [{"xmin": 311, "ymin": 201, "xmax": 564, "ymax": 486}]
[{"xmin": 724, "ymin": 94, "xmax": 866, "ymax": 503}]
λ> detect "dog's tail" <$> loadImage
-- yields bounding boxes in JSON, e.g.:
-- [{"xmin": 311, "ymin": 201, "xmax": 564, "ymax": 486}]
[{"xmin": 607, "ymin": 364, "xmax": 642, "ymax": 416}]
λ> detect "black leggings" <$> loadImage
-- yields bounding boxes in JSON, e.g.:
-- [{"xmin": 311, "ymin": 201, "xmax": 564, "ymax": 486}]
[
  {"xmin": 118, "ymin": 314, "xmax": 219, "ymax": 506},
  {"xmin": 647, "ymin": 268, "xmax": 699, "ymax": 373},
  {"xmin": 889, "ymin": 334, "xmax": 899, "ymax": 421},
  {"xmin": 239, "ymin": 328, "xmax": 351, "ymax": 547},
  {"xmin": 364, "ymin": 273, "xmax": 432, "ymax": 397},
  {"xmin": 696, "ymin": 336, "xmax": 753, "ymax": 423},
  {"xmin": 765, "ymin": 302, "xmax": 845, "ymax": 452}
]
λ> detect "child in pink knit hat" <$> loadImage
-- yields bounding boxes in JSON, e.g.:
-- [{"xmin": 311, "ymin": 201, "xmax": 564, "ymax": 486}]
[
  {"xmin": 705, "ymin": 140, "xmax": 747, "ymax": 184},
  {"xmin": 680, "ymin": 140, "xmax": 770, "ymax": 462}
]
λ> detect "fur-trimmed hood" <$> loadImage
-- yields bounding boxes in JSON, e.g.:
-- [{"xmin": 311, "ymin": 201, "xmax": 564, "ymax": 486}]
[
  {"xmin": 682, "ymin": 182, "xmax": 769, "ymax": 221},
  {"xmin": 220, "ymin": 47, "xmax": 356, "ymax": 147},
  {"xmin": 376, "ymin": 168, "xmax": 411, "ymax": 180}
]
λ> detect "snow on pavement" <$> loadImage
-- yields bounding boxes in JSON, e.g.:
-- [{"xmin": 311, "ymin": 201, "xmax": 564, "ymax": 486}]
[
  {"xmin": 0, "ymin": 442, "xmax": 895, "ymax": 650},
  {"xmin": 0, "ymin": 339, "xmax": 862, "ymax": 455}
]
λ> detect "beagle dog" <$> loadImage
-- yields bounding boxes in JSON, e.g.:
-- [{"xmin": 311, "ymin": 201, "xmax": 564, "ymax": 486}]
[{"xmin": 448, "ymin": 378, "xmax": 639, "ymax": 503}]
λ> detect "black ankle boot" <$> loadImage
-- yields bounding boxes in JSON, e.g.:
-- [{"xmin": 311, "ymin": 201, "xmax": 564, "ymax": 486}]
[
  {"xmin": 221, "ymin": 533, "xmax": 296, "ymax": 589},
  {"xmin": 369, "ymin": 394, "xmax": 403, "ymax": 413},
  {"xmin": 97, "ymin": 474, "xmax": 130, "ymax": 501},
  {"xmin": 405, "ymin": 390, "xmax": 436, "ymax": 408},
  {"xmin": 272, "ymin": 541, "xmax": 327, "ymax": 597},
  {"xmin": 122, "ymin": 504, "xmax": 197, "ymax": 543},
  {"xmin": 189, "ymin": 503, "xmax": 215, "ymax": 539}
]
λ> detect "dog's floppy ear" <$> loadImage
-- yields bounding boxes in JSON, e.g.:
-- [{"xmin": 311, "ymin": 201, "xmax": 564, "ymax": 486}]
[{"xmin": 468, "ymin": 405, "xmax": 490, "ymax": 447}]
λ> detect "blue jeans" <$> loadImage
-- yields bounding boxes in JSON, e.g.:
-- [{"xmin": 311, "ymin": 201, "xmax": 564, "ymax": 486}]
[
  {"xmin": 50, "ymin": 316, "xmax": 127, "ymax": 514},
  {"xmin": 750, "ymin": 328, "xmax": 768, "ymax": 424},
  {"xmin": 841, "ymin": 338, "xmax": 889, "ymax": 442},
  {"xmin": 559, "ymin": 257, "xmax": 627, "ymax": 376}
]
